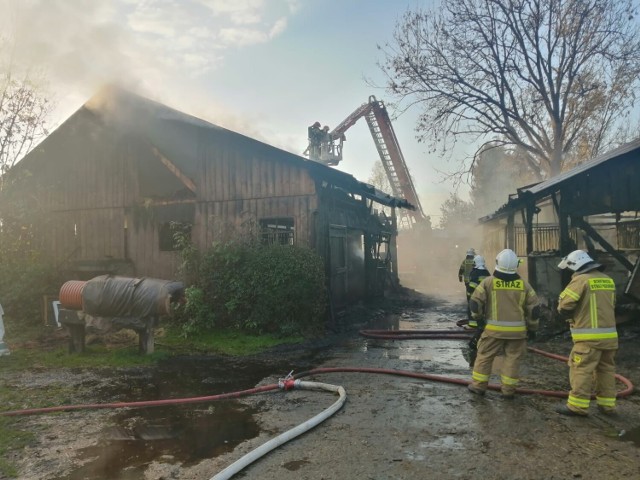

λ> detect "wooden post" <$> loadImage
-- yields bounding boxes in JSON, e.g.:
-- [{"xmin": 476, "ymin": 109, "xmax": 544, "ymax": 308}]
[
  {"xmin": 525, "ymin": 203, "xmax": 537, "ymax": 286},
  {"xmin": 390, "ymin": 208, "xmax": 398, "ymax": 280},
  {"xmin": 59, "ymin": 309, "xmax": 86, "ymax": 353},
  {"xmin": 68, "ymin": 324, "xmax": 86, "ymax": 353},
  {"xmin": 556, "ymin": 191, "xmax": 573, "ymax": 288},
  {"xmin": 138, "ymin": 317, "xmax": 156, "ymax": 354},
  {"xmin": 506, "ymin": 212, "xmax": 515, "ymax": 249}
]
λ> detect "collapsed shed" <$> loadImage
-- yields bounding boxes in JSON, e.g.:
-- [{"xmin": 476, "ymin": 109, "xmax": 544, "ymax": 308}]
[
  {"xmin": 478, "ymin": 138, "xmax": 640, "ymax": 310},
  {"xmin": 4, "ymin": 86, "xmax": 415, "ymax": 316}
]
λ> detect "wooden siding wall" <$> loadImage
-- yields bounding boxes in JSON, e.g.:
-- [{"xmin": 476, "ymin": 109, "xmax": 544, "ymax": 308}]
[
  {"xmin": 127, "ymin": 219, "xmax": 181, "ymax": 279},
  {"xmin": 13, "ymin": 110, "xmax": 136, "ymax": 267},
  {"xmin": 50, "ymin": 209, "xmax": 126, "ymax": 261},
  {"xmin": 194, "ymin": 142, "xmax": 318, "ymax": 251},
  {"xmin": 15, "ymin": 107, "xmax": 321, "ymax": 280},
  {"xmin": 110, "ymin": 137, "xmax": 319, "ymax": 280}
]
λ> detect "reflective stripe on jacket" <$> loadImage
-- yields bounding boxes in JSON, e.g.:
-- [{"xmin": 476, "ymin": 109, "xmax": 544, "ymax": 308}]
[
  {"xmin": 470, "ymin": 276, "xmax": 539, "ymax": 339},
  {"xmin": 467, "ymin": 268, "xmax": 490, "ymax": 326},
  {"xmin": 558, "ymin": 271, "xmax": 618, "ymax": 347},
  {"xmin": 458, "ymin": 258, "xmax": 475, "ymax": 283},
  {"xmin": 467, "ymin": 268, "xmax": 490, "ymax": 296}
]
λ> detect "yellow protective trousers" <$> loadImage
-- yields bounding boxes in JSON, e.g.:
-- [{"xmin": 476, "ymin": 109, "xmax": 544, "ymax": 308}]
[
  {"xmin": 471, "ymin": 336, "xmax": 527, "ymax": 396},
  {"xmin": 566, "ymin": 343, "xmax": 617, "ymax": 415}
]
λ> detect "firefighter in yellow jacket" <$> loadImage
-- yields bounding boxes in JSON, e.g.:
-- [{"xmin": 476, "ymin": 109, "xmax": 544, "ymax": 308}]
[
  {"xmin": 458, "ymin": 248, "xmax": 476, "ymax": 321},
  {"xmin": 468, "ymin": 249, "xmax": 540, "ymax": 398},
  {"xmin": 555, "ymin": 250, "xmax": 618, "ymax": 416}
]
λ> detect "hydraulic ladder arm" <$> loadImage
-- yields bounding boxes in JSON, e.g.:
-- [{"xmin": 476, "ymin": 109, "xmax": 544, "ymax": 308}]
[
  {"xmin": 304, "ymin": 96, "xmax": 427, "ymax": 229},
  {"xmin": 330, "ymin": 96, "xmax": 426, "ymax": 229}
]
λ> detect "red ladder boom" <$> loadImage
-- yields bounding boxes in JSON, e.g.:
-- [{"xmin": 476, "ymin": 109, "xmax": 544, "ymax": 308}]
[{"xmin": 326, "ymin": 96, "xmax": 426, "ymax": 229}]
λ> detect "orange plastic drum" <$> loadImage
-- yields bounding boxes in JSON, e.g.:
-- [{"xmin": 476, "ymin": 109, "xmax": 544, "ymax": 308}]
[{"xmin": 59, "ymin": 281, "xmax": 86, "ymax": 310}]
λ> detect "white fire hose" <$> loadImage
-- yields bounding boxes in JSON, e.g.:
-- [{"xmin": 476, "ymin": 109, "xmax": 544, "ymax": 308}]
[{"xmin": 210, "ymin": 379, "xmax": 347, "ymax": 480}]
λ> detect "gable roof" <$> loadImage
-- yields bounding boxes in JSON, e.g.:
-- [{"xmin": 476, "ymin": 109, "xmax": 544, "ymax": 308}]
[{"xmin": 40, "ymin": 86, "xmax": 415, "ymax": 210}]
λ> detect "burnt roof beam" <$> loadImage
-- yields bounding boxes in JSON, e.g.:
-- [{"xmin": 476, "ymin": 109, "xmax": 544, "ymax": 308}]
[
  {"xmin": 572, "ymin": 217, "xmax": 634, "ymax": 271},
  {"xmin": 150, "ymin": 145, "xmax": 197, "ymax": 194}
]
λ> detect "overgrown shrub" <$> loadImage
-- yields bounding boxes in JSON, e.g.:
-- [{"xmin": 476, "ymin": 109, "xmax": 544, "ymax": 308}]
[
  {"xmin": 175, "ymin": 240, "xmax": 327, "ymax": 338},
  {"xmin": 0, "ymin": 255, "xmax": 62, "ymax": 328},
  {"xmin": 0, "ymin": 171, "xmax": 64, "ymax": 328}
]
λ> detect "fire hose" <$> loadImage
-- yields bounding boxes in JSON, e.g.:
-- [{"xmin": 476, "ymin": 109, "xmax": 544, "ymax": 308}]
[
  {"xmin": 0, "ymin": 328, "xmax": 635, "ymax": 479},
  {"xmin": 209, "ymin": 378, "xmax": 346, "ymax": 480}
]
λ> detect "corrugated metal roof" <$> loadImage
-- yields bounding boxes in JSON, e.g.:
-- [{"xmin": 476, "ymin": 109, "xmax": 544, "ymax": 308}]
[
  {"xmin": 522, "ymin": 137, "xmax": 640, "ymax": 196},
  {"xmin": 479, "ymin": 137, "xmax": 640, "ymax": 222}
]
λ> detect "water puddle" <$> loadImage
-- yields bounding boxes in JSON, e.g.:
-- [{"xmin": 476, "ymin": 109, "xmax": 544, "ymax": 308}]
[
  {"xmin": 419, "ymin": 435, "xmax": 465, "ymax": 450},
  {"xmin": 55, "ymin": 403, "xmax": 259, "ymax": 480},
  {"xmin": 283, "ymin": 458, "xmax": 311, "ymax": 471},
  {"xmin": 405, "ymin": 434, "xmax": 465, "ymax": 460},
  {"xmin": 354, "ymin": 304, "xmax": 472, "ymax": 370},
  {"xmin": 52, "ymin": 356, "xmax": 312, "ymax": 480}
]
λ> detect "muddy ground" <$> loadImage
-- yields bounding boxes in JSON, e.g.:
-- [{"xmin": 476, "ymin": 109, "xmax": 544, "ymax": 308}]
[{"xmin": 2, "ymin": 285, "xmax": 640, "ymax": 480}]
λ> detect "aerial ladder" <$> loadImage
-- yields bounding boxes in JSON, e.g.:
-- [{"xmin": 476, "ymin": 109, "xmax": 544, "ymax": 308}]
[{"xmin": 305, "ymin": 96, "xmax": 427, "ymax": 230}]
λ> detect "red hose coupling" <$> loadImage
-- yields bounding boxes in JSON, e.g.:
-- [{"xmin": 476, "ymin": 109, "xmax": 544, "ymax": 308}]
[{"xmin": 279, "ymin": 378, "xmax": 296, "ymax": 390}]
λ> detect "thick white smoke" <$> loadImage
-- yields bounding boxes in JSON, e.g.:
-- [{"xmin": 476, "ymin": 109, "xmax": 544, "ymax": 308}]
[{"xmin": 0, "ymin": 0, "xmax": 299, "ymax": 146}]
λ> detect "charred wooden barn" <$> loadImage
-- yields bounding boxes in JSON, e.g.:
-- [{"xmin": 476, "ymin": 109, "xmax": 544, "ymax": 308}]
[
  {"xmin": 5, "ymin": 87, "xmax": 414, "ymax": 309},
  {"xmin": 478, "ymin": 138, "xmax": 640, "ymax": 313}
]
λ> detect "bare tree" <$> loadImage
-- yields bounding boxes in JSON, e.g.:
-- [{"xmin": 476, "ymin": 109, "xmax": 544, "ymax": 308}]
[
  {"xmin": 0, "ymin": 73, "xmax": 50, "ymax": 178},
  {"xmin": 0, "ymin": 43, "xmax": 51, "ymax": 185},
  {"xmin": 380, "ymin": 0, "xmax": 640, "ymax": 179}
]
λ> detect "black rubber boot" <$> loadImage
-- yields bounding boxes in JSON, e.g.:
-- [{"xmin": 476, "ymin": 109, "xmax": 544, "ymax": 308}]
[{"xmin": 555, "ymin": 404, "xmax": 586, "ymax": 417}]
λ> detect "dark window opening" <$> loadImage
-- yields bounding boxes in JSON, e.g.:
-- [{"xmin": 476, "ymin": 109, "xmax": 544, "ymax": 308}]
[
  {"xmin": 260, "ymin": 218, "xmax": 295, "ymax": 245},
  {"xmin": 159, "ymin": 222, "xmax": 192, "ymax": 251}
]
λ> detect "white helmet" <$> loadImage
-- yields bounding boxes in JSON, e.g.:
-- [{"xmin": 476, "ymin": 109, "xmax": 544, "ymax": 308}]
[
  {"xmin": 558, "ymin": 250, "xmax": 593, "ymax": 271},
  {"xmin": 466, "ymin": 248, "xmax": 476, "ymax": 256},
  {"xmin": 473, "ymin": 255, "xmax": 486, "ymax": 269},
  {"xmin": 495, "ymin": 249, "xmax": 519, "ymax": 273}
]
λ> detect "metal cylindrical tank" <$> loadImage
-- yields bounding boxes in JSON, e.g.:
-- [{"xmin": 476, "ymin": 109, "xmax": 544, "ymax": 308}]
[{"xmin": 59, "ymin": 281, "xmax": 86, "ymax": 310}]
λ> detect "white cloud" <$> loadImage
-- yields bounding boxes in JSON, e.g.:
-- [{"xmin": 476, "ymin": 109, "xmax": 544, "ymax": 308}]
[
  {"xmin": 201, "ymin": 0, "xmax": 264, "ymax": 24},
  {"xmin": 0, "ymin": 0, "xmax": 298, "ymax": 128},
  {"xmin": 269, "ymin": 17, "xmax": 288, "ymax": 38}
]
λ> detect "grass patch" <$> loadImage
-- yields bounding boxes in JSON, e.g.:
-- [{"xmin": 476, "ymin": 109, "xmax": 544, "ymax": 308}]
[
  {"xmin": 159, "ymin": 326, "xmax": 304, "ymax": 356},
  {"xmin": 0, "ymin": 326, "xmax": 305, "ymax": 374},
  {"xmin": 0, "ymin": 416, "xmax": 33, "ymax": 478},
  {"xmin": 0, "ymin": 345, "xmax": 167, "ymax": 374}
]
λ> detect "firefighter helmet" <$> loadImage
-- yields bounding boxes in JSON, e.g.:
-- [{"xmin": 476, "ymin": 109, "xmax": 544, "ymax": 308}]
[
  {"xmin": 473, "ymin": 255, "xmax": 486, "ymax": 269},
  {"xmin": 557, "ymin": 250, "xmax": 594, "ymax": 271},
  {"xmin": 495, "ymin": 249, "xmax": 519, "ymax": 273}
]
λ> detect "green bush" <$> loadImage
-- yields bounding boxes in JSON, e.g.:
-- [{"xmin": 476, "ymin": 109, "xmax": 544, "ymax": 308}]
[
  {"xmin": 0, "ymin": 255, "xmax": 62, "ymax": 329},
  {"xmin": 0, "ymin": 175, "xmax": 64, "ymax": 329},
  {"xmin": 176, "ymin": 241, "xmax": 327, "ymax": 338}
]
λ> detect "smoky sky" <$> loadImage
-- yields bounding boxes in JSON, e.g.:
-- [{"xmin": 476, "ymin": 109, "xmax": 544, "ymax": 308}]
[{"xmin": 0, "ymin": 0, "xmax": 299, "ymax": 143}]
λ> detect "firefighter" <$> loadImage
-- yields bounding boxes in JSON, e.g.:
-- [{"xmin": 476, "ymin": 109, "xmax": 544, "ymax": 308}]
[
  {"xmin": 468, "ymin": 249, "xmax": 540, "ymax": 398},
  {"xmin": 307, "ymin": 121, "xmax": 322, "ymax": 159},
  {"xmin": 458, "ymin": 248, "xmax": 476, "ymax": 321},
  {"xmin": 467, "ymin": 255, "xmax": 490, "ymax": 328},
  {"xmin": 320, "ymin": 125, "xmax": 332, "ymax": 159},
  {"xmin": 466, "ymin": 255, "xmax": 491, "ymax": 366},
  {"xmin": 555, "ymin": 250, "xmax": 618, "ymax": 416}
]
